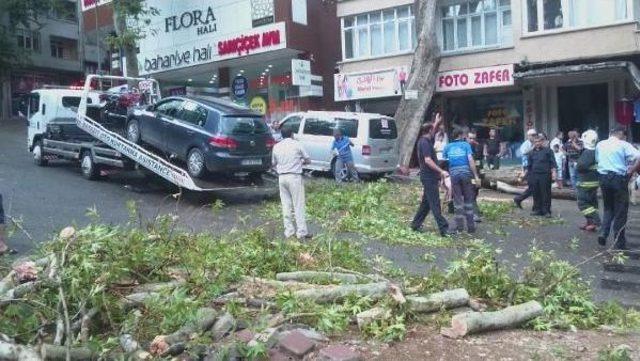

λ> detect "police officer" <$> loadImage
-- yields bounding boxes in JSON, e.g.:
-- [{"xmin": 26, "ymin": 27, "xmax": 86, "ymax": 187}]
[
  {"xmin": 527, "ymin": 134, "xmax": 557, "ymax": 218},
  {"xmin": 575, "ymin": 130, "xmax": 600, "ymax": 232},
  {"xmin": 596, "ymin": 127, "xmax": 640, "ymax": 250}
]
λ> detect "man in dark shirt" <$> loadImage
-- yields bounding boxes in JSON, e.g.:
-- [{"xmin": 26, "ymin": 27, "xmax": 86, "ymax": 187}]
[
  {"xmin": 411, "ymin": 114, "xmax": 451, "ymax": 236},
  {"xmin": 484, "ymin": 128, "xmax": 501, "ymax": 170},
  {"xmin": 528, "ymin": 135, "xmax": 557, "ymax": 217},
  {"xmin": 564, "ymin": 130, "xmax": 583, "ymax": 188}
]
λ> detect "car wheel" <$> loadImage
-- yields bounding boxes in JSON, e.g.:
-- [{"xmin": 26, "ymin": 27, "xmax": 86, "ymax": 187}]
[
  {"xmin": 126, "ymin": 119, "xmax": 141, "ymax": 144},
  {"xmin": 33, "ymin": 140, "xmax": 48, "ymax": 167},
  {"xmin": 80, "ymin": 151, "xmax": 100, "ymax": 180},
  {"xmin": 187, "ymin": 148, "xmax": 207, "ymax": 178},
  {"xmin": 332, "ymin": 158, "xmax": 349, "ymax": 183}
]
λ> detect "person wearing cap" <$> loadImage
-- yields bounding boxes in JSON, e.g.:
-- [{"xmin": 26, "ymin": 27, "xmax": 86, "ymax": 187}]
[
  {"xmin": 513, "ymin": 129, "xmax": 538, "ymax": 209},
  {"xmin": 575, "ymin": 130, "xmax": 600, "ymax": 232},
  {"xmin": 596, "ymin": 127, "xmax": 640, "ymax": 249}
]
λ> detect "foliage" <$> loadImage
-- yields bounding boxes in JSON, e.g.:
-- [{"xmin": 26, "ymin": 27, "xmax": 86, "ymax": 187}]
[
  {"xmin": 105, "ymin": 0, "xmax": 159, "ymax": 49},
  {"xmin": 598, "ymin": 345, "xmax": 632, "ymax": 361},
  {"xmin": 477, "ymin": 201, "xmax": 513, "ymax": 222}
]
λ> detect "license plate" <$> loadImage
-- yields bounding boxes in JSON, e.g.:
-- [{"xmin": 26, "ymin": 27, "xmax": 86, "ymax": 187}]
[
  {"xmin": 241, "ymin": 159, "xmax": 262, "ymax": 166},
  {"xmin": 380, "ymin": 147, "xmax": 392, "ymax": 154}
]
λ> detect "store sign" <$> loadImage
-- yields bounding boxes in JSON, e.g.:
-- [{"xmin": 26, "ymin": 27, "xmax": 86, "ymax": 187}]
[
  {"xmin": 291, "ymin": 59, "xmax": 311, "ymax": 86},
  {"xmin": 436, "ymin": 64, "xmax": 514, "ymax": 92},
  {"xmin": 334, "ymin": 67, "xmax": 407, "ymax": 102},
  {"xmin": 232, "ymin": 76, "xmax": 249, "ymax": 99},
  {"xmin": 249, "ymin": 96, "xmax": 267, "ymax": 114},
  {"xmin": 251, "ymin": 0, "xmax": 275, "ymax": 27},
  {"xmin": 81, "ymin": 0, "xmax": 112, "ymax": 11},
  {"xmin": 138, "ymin": 1, "xmax": 286, "ymax": 75}
]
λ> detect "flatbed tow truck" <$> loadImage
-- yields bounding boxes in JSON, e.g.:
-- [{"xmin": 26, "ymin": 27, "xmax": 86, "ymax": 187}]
[{"xmin": 27, "ymin": 75, "xmax": 277, "ymax": 193}]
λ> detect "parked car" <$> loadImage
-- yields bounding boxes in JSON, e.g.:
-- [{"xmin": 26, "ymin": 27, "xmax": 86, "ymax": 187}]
[
  {"xmin": 127, "ymin": 96, "xmax": 275, "ymax": 178},
  {"xmin": 277, "ymin": 111, "xmax": 398, "ymax": 179}
]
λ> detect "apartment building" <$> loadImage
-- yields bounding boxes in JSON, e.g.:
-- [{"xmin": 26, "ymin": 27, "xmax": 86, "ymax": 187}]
[
  {"xmin": 0, "ymin": 0, "xmax": 84, "ymax": 118},
  {"xmin": 336, "ymin": 0, "xmax": 640, "ymax": 146}
]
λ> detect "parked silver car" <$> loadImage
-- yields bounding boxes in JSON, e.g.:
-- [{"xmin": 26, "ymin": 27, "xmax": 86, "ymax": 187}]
[{"xmin": 278, "ymin": 111, "xmax": 398, "ymax": 179}]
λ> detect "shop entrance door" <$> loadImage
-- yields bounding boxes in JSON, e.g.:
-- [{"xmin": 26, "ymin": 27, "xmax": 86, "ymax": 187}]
[{"xmin": 558, "ymin": 83, "xmax": 608, "ymax": 140}]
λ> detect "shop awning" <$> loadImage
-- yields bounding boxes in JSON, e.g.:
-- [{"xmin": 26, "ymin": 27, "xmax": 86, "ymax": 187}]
[{"xmin": 514, "ymin": 61, "xmax": 640, "ymax": 91}]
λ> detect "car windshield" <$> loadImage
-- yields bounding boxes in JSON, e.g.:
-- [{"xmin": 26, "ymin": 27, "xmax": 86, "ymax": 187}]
[
  {"xmin": 369, "ymin": 118, "xmax": 397, "ymax": 139},
  {"xmin": 221, "ymin": 116, "xmax": 269, "ymax": 135}
]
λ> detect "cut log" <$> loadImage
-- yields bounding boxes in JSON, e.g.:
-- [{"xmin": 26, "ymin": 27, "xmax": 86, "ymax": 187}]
[
  {"xmin": 211, "ymin": 312, "xmax": 235, "ymax": 341},
  {"xmin": 0, "ymin": 340, "xmax": 42, "ymax": 361},
  {"xmin": 122, "ymin": 292, "xmax": 158, "ymax": 309},
  {"xmin": 450, "ymin": 300, "xmax": 543, "ymax": 337},
  {"xmin": 293, "ymin": 282, "xmax": 389, "ymax": 303},
  {"xmin": 495, "ymin": 181, "xmax": 576, "ymax": 200},
  {"xmin": 0, "ymin": 271, "xmax": 16, "ymax": 294},
  {"xmin": 40, "ymin": 344, "xmax": 97, "ymax": 360},
  {"xmin": 0, "ymin": 281, "xmax": 42, "ymax": 304},
  {"xmin": 407, "ymin": 288, "xmax": 469, "ymax": 313},
  {"xmin": 163, "ymin": 307, "xmax": 218, "ymax": 345},
  {"xmin": 356, "ymin": 307, "xmax": 391, "ymax": 329},
  {"xmin": 275, "ymin": 271, "xmax": 359, "ymax": 284},
  {"xmin": 131, "ymin": 281, "xmax": 185, "ymax": 293}
]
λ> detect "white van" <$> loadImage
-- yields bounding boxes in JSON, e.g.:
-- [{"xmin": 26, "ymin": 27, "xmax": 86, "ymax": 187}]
[{"xmin": 278, "ymin": 111, "xmax": 398, "ymax": 179}]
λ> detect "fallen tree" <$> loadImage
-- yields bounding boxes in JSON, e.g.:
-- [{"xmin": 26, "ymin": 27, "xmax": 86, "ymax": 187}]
[
  {"xmin": 294, "ymin": 282, "xmax": 391, "ymax": 304},
  {"xmin": 275, "ymin": 271, "xmax": 359, "ymax": 284},
  {"xmin": 407, "ymin": 288, "xmax": 469, "ymax": 313}
]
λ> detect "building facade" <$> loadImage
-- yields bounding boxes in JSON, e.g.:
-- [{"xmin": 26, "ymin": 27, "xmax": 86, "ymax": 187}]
[
  {"xmin": 81, "ymin": 0, "xmax": 341, "ymax": 124},
  {"xmin": 1, "ymin": 0, "xmax": 84, "ymax": 119},
  {"xmin": 336, "ymin": 0, "xmax": 640, "ymax": 148}
]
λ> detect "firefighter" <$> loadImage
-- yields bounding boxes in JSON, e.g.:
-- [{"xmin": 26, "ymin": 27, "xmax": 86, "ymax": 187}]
[{"xmin": 575, "ymin": 130, "xmax": 600, "ymax": 232}]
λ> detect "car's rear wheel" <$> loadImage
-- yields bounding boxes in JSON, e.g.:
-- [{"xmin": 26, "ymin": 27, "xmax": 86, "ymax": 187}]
[
  {"xmin": 126, "ymin": 119, "xmax": 141, "ymax": 144},
  {"xmin": 33, "ymin": 140, "xmax": 48, "ymax": 167},
  {"xmin": 187, "ymin": 148, "xmax": 207, "ymax": 178},
  {"xmin": 80, "ymin": 151, "xmax": 100, "ymax": 180}
]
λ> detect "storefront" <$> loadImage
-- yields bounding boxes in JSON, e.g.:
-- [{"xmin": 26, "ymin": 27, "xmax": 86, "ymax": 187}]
[{"xmin": 136, "ymin": 0, "xmax": 339, "ymax": 123}]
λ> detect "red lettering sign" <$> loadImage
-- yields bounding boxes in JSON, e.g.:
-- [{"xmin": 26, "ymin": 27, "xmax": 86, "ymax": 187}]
[
  {"xmin": 437, "ymin": 65, "xmax": 514, "ymax": 92},
  {"xmin": 218, "ymin": 30, "xmax": 281, "ymax": 57}
]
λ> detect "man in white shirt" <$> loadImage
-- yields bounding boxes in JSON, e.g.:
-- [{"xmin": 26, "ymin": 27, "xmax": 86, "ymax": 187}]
[
  {"xmin": 595, "ymin": 127, "xmax": 640, "ymax": 249},
  {"xmin": 272, "ymin": 127, "xmax": 312, "ymax": 239},
  {"xmin": 550, "ymin": 131, "xmax": 564, "ymax": 151},
  {"xmin": 514, "ymin": 129, "xmax": 538, "ymax": 209}
]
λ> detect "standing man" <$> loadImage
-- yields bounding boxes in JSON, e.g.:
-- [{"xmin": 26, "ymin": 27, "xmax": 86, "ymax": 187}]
[
  {"xmin": 528, "ymin": 135, "xmax": 557, "ymax": 218},
  {"xmin": 443, "ymin": 128, "xmax": 481, "ymax": 233},
  {"xmin": 484, "ymin": 128, "xmax": 502, "ymax": 170},
  {"xmin": 514, "ymin": 129, "xmax": 538, "ymax": 209},
  {"xmin": 564, "ymin": 130, "xmax": 583, "ymax": 188},
  {"xmin": 596, "ymin": 127, "xmax": 640, "ymax": 249},
  {"xmin": 576, "ymin": 130, "xmax": 600, "ymax": 232},
  {"xmin": 550, "ymin": 131, "xmax": 564, "ymax": 151},
  {"xmin": 331, "ymin": 128, "xmax": 359, "ymax": 182},
  {"xmin": 411, "ymin": 114, "xmax": 451, "ymax": 237},
  {"xmin": 272, "ymin": 128, "xmax": 313, "ymax": 240}
]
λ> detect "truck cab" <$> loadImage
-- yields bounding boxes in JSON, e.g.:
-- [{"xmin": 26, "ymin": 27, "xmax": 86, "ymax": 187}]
[{"xmin": 27, "ymin": 88, "xmax": 101, "ymax": 152}]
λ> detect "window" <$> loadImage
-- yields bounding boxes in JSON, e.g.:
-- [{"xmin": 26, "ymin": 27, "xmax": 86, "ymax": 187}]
[
  {"xmin": 342, "ymin": 5, "xmax": 415, "ymax": 60},
  {"xmin": 303, "ymin": 118, "xmax": 335, "ymax": 136},
  {"xmin": 16, "ymin": 29, "xmax": 40, "ymax": 52},
  {"xmin": 28, "ymin": 94, "xmax": 40, "ymax": 118},
  {"xmin": 50, "ymin": 39, "xmax": 64, "ymax": 58},
  {"xmin": 61, "ymin": 97, "xmax": 92, "ymax": 109},
  {"xmin": 369, "ymin": 118, "xmax": 398, "ymax": 139},
  {"xmin": 440, "ymin": 0, "xmax": 510, "ymax": 52},
  {"xmin": 334, "ymin": 118, "xmax": 358, "ymax": 137},
  {"xmin": 526, "ymin": 0, "xmax": 631, "ymax": 33},
  {"xmin": 221, "ymin": 116, "xmax": 269, "ymax": 135},
  {"xmin": 156, "ymin": 99, "xmax": 183, "ymax": 117},
  {"xmin": 281, "ymin": 116, "xmax": 302, "ymax": 133},
  {"xmin": 177, "ymin": 101, "xmax": 208, "ymax": 127}
]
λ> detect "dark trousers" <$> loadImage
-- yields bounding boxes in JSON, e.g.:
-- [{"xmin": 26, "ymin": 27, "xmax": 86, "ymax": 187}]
[
  {"xmin": 0, "ymin": 194, "xmax": 4, "ymax": 225},
  {"xmin": 577, "ymin": 186, "xmax": 601, "ymax": 226},
  {"xmin": 486, "ymin": 155, "xmax": 500, "ymax": 170},
  {"xmin": 412, "ymin": 176, "xmax": 449, "ymax": 234},
  {"xmin": 531, "ymin": 173, "xmax": 552, "ymax": 215},
  {"xmin": 514, "ymin": 173, "xmax": 535, "ymax": 210},
  {"xmin": 600, "ymin": 174, "xmax": 629, "ymax": 249},
  {"xmin": 451, "ymin": 174, "xmax": 476, "ymax": 233}
]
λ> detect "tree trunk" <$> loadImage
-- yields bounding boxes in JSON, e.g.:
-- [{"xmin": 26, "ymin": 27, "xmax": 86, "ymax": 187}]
[
  {"xmin": 394, "ymin": 0, "xmax": 440, "ymax": 173},
  {"xmin": 406, "ymin": 288, "xmax": 470, "ymax": 313},
  {"xmin": 448, "ymin": 300, "xmax": 543, "ymax": 337},
  {"xmin": 293, "ymin": 282, "xmax": 389, "ymax": 303},
  {"xmin": 275, "ymin": 271, "xmax": 359, "ymax": 284},
  {"xmin": 0, "ymin": 340, "xmax": 41, "ymax": 361},
  {"xmin": 113, "ymin": 7, "xmax": 139, "ymax": 78}
]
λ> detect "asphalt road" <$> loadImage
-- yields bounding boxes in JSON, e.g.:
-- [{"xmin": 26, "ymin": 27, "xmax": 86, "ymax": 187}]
[{"xmin": 0, "ymin": 120, "xmax": 275, "ymax": 253}]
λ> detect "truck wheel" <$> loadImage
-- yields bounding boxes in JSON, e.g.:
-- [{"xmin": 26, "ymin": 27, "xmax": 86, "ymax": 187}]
[
  {"xmin": 187, "ymin": 148, "xmax": 206, "ymax": 178},
  {"xmin": 80, "ymin": 151, "xmax": 100, "ymax": 180},
  {"xmin": 33, "ymin": 140, "xmax": 48, "ymax": 167},
  {"xmin": 126, "ymin": 119, "xmax": 141, "ymax": 144}
]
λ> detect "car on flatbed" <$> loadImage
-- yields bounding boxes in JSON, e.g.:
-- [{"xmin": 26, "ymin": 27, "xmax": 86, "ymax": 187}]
[{"xmin": 126, "ymin": 96, "xmax": 275, "ymax": 178}]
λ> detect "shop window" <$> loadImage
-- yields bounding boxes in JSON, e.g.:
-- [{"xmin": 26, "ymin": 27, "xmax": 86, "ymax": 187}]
[
  {"xmin": 526, "ymin": 0, "xmax": 630, "ymax": 33},
  {"xmin": 341, "ymin": 5, "xmax": 415, "ymax": 60},
  {"xmin": 16, "ymin": 29, "xmax": 41, "ymax": 52},
  {"xmin": 440, "ymin": 0, "xmax": 510, "ymax": 52},
  {"xmin": 303, "ymin": 118, "xmax": 335, "ymax": 136}
]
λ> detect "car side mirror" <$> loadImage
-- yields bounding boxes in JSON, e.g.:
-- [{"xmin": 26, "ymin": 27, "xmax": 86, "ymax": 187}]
[{"xmin": 146, "ymin": 104, "xmax": 155, "ymax": 112}]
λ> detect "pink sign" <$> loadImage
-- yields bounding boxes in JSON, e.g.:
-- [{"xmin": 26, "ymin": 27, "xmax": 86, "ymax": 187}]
[{"xmin": 436, "ymin": 64, "xmax": 514, "ymax": 93}]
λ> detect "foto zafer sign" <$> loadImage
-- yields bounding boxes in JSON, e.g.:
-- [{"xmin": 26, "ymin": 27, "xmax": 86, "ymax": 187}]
[{"xmin": 436, "ymin": 64, "xmax": 514, "ymax": 92}]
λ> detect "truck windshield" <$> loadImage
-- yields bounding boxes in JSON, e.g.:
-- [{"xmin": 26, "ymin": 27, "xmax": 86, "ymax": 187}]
[{"xmin": 221, "ymin": 116, "xmax": 269, "ymax": 135}]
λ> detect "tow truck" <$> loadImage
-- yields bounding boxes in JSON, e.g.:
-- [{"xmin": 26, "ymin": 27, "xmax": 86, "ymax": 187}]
[{"xmin": 27, "ymin": 75, "xmax": 277, "ymax": 193}]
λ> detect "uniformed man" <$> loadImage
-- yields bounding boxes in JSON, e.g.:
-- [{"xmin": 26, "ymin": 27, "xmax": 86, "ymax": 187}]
[
  {"xmin": 575, "ymin": 130, "xmax": 600, "ymax": 232},
  {"xmin": 527, "ymin": 134, "xmax": 557, "ymax": 218},
  {"xmin": 596, "ymin": 127, "xmax": 640, "ymax": 249}
]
